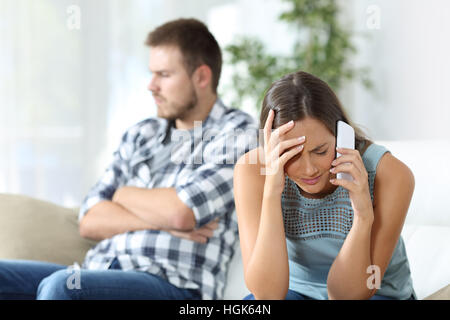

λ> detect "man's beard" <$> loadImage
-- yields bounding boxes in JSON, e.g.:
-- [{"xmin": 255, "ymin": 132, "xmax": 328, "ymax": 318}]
[{"xmin": 157, "ymin": 90, "xmax": 198, "ymax": 121}]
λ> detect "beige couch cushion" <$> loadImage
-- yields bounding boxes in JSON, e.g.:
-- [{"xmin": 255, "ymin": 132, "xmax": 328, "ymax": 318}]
[
  {"xmin": 424, "ymin": 284, "xmax": 450, "ymax": 300},
  {"xmin": 0, "ymin": 193, "xmax": 97, "ymax": 266}
]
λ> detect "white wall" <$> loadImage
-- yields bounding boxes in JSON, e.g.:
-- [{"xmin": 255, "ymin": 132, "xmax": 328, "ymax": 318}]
[{"xmin": 345, "ymin": 0, "xmax": 450, "ymax": 141}]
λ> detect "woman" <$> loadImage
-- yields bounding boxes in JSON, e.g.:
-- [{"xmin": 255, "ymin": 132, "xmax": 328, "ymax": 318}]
[{"xmin": 234, "ymin": 71, "xmax": 416, "ymax": 300}]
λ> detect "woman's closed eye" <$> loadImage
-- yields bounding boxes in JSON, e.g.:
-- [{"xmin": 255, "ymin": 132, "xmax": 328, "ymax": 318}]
[
  {"xmin": 309, "ymin": 143, "xmax": 329, "ymax": 156},
  {"xmin": 315, "ymin": 149, "xmax": 328, "ymax": 156}
]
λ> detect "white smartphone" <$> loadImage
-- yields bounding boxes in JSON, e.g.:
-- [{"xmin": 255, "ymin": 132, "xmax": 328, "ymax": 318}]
[{"xmin": 336, "ymin": 120, "xmax": 355, "ymax": 181}]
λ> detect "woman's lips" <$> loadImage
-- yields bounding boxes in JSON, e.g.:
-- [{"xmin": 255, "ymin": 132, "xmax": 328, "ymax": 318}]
[{"xmin": 301, "ymin": 175, "xmax": 321, "ymax": 185}]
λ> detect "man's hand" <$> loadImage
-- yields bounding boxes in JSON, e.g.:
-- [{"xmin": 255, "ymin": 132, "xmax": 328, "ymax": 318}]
[{"xmin": 166, "ymin": 219, "xmax": 219, "ymax": 244}]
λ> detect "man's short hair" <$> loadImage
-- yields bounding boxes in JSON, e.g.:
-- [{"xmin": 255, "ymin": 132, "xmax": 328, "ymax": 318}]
[{"xmin": 145, "ymin": 18, "xmax": 222, "ymax": 93}]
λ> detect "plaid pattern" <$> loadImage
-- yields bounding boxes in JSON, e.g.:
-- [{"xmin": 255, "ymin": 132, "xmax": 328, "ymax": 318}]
[{"xmin": 79, "ymin": 99, "xmax": 258, "ymax": 299}]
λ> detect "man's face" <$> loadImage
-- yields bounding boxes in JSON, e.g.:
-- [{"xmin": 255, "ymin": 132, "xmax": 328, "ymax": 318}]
[{"xmin": 148, "ymin": 45, "xmax": 198, "ymax": 120}]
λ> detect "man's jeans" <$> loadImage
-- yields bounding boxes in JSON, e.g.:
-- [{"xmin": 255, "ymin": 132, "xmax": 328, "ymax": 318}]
[{"xmin": 0, "ymin": 258, "xmax": 201, "ymax": 300}]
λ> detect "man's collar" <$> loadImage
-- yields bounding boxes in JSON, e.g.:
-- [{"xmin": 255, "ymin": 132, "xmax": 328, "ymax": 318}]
[
  {"xmin": 202, "ymin": 98, "xmax": 227, "ymax": 126},
  {"xmin": 158, "ymin": 98, "xmax": 226, "ymax": 144}
]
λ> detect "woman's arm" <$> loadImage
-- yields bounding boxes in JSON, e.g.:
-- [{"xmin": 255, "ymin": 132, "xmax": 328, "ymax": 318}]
[
  {"xmin": 234, "ymin": 150, "xmax": 289, "ymax": 300},
  {"xmin": 235, "ymin": 110, "xmax": 306, "ymax": 299},
  {"xmin": 327, "ymin": 151, "xmax": 414, "ymax": 299}
]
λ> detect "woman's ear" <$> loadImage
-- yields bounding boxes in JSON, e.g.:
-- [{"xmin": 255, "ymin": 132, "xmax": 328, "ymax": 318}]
[{"xmin": 193, "ymin": 64, "xmax": 212, "ymax": 90}]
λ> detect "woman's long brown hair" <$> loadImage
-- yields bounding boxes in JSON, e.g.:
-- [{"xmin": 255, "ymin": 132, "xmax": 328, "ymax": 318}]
[{"xmin": 259, "ymin": 71, "xmax": 370, "ymax": 153}]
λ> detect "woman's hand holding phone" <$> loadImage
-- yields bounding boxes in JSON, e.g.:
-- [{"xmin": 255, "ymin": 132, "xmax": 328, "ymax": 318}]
[
  {"xmin": 262, "ymin": 109, "xmax": 305, "ymax": 196},
  {"xmin": 330, "ymin": 148, "xmax": 374, "ymax": 223}
]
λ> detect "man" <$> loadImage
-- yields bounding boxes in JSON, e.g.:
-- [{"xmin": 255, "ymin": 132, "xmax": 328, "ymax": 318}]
[{"xmin": 0, "ymin": 18, "xmax": 257, "ymax": 300}]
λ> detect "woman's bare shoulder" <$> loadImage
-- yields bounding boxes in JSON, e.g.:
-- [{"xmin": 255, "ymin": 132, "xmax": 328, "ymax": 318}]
[
  {"xmin": 235, "ymin": 147, "xmax": 265, "ymax": 183},
  {"xmin": 376, "ymin": 152, "xmax": 414, "ymax": 186},
  {"xmin": 373, "ymin": 152, "xmax": 415, "ymax": 207},
  {"xmin": 236, "ymin": 147, "xmax": 264, "ymax": 169}
]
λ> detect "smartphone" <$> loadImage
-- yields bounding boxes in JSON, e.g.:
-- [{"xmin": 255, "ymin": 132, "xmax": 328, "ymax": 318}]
[{"xmin": 336, "ymin": 120, "xmax": 355, "ymax": 181}]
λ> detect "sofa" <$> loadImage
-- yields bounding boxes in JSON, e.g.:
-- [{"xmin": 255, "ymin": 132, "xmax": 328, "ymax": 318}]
[{"xmin": 0, "ymin": 140, "xmax": 449, "ymax": 299}]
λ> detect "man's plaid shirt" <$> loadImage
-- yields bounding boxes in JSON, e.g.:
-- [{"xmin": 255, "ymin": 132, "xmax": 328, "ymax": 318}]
[{"xmin": 79, "ymin": 99, "xmax": 258, "ymax": 299}]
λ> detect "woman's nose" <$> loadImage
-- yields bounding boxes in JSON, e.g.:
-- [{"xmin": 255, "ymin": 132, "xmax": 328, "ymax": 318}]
[{"xmin": 302, "ymin": 157, "xmax": 319, "ymax": 177}]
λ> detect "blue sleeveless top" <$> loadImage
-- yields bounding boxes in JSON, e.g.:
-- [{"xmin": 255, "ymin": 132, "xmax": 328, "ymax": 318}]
[{"xmin": 281, "ymin": 143, "xmax": 416, "ymax": 300}]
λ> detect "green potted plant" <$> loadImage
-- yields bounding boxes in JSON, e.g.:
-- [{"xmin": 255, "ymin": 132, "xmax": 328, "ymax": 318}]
[{"xmin": 224, "ymin": 0, "xmax": 372, "ymax": 112}]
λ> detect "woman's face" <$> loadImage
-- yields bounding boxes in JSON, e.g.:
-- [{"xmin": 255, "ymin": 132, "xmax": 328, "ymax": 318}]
[{"xmin": 282, "ymin": 117, "xmax": 337, "ymax": 198}]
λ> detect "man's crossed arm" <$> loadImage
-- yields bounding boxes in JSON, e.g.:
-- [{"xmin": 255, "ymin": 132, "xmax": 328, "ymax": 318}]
[{"xmin": 79, "ymin": 187, "xmax": 217, "ymax": 243}]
